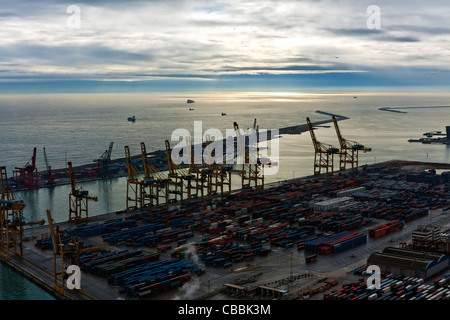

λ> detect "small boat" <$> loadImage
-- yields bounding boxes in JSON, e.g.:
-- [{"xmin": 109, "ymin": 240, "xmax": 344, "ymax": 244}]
[
  {"xmin": 221, "ymin": 112, "xmax": 227, "ymax": 116},
  {"xmin": 189, "ymin": 108, "xmax": 194, "ymax": 111},
  {"xmin": 127, "ymin": 116, "xmax": 136, "ymax": 122},
  {"xmin": 187, "ymin": 99, "xmax": 195, "ymax": 103}
]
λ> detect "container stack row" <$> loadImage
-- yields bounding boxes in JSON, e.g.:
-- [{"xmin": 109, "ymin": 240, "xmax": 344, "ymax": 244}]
[
  {"xmin": 112, "ymin": 259, "xmax": 200, "ymax": 298},
  {"xmin": 368, "ymin": 220, "xmax": 404, "ymax": 238},
  {"xmin": 102, "ymin": 223, "xmax": 194, "ymax": 248},
  {"xmin": 319, "ymin": 232, "xmax": 367, "ymax": 255},
  {"xmin": 35, "ymin": 232, "xmax": 77, "ymax": 250},
  {"xmin": 192, "ymin": 236, "xmax": 271, "ymax": 268},
  {"xmin": 304, "ymin": 231, "xmax": 367, "ymax": 254},
  {"xmin": 324, "ymin": 273, "xmax": 450, "ymax": 300},
  {"xmin": 80, "ymin": 249, "xmax": 150, "ymax": 274},
  {"xmin": 307, "ymin": 211, "xmax": 372, "ymax": 233},
  {"xmin": 76, "ymin": 247, "xmax": 201, "ymax": 298},
  {"xmin": 406, "ymin": 170, "xmax": 450, "ymax": 185},
  {"xmin": 70, "ymin": 218, "xmax": 138, "ymax": 237},
  {"xmin": 91, "ymin": 251, "xmax": 160, "ymax": 277}
]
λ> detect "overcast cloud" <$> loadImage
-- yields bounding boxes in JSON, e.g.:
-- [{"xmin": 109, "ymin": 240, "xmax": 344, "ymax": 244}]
[{"xmin": 0, "ymin": 0, "xmax": 449, "ymax": 89}]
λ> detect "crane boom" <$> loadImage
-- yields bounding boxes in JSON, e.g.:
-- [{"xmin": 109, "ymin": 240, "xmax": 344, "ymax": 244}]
[
  {"xmin": 306, "ymin": 117, "xmax": 320, "ymax": 151},
  {"xmin": 124, "ymin": 145, "xmax": 143, "ymax": 210},
  {"xmin": 332, "ymin": 116, "xmax": 371, "ymax": 170},
  {"xmin": 43, "ymin": 147, "xmax": 50, "ymax": 172},
  {"xmin": 68, "ymin": 161, "xmax": 98, "ymax": 222},
  {"xmin": 46, "ymin": 209, "xmax": 59, "ymax": 256},
  {"xmin": 233, "ymin": 121, "xmax": 264, "ymax": 189},
  {"xmin": 306, "ymin": 117, "xmax": 340, "ymax": 175},
  {"xmin": 43, "ymin": 148, "xmax": 55, "ymax": 184},
  {"xmin": 13, "ymin": 147, "xmax": 38, "ymax": 188}
]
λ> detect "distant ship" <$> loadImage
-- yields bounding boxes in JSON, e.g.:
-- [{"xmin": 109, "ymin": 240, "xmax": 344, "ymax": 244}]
[
  {"xmin": 127, "ymin": 116, "xmax": 136, "ymax": 122},
  {"xmin": 187, "ymin": 99, "xmax": 195, "ymax": 103}
]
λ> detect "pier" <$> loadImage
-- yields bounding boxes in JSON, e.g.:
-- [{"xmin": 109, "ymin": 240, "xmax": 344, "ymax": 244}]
[{"xmin": 16, "ymin": 112, "xmax": 349, "ymax": 191}]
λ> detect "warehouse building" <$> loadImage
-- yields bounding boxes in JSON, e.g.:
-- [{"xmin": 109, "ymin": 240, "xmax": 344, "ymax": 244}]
[{"xmin": 367, "ymin": 247, "xmax": 450, "ymax": 279}]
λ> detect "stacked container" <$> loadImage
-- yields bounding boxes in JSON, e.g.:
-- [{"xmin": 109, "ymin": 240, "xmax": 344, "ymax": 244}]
[{"xmin": 368, "ymin": 220, "xmax": 404, "ymax": 238}]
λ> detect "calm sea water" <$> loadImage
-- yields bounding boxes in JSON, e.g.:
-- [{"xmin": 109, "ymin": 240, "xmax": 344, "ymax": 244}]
[{"xmin": 1, "ymin": 91, "xmax": 450, "ymax": 299}]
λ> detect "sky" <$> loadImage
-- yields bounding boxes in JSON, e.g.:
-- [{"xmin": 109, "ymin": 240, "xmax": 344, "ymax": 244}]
[{"xmin": 0, "ymin": 0, "xmax": 449, "ymax": 93}]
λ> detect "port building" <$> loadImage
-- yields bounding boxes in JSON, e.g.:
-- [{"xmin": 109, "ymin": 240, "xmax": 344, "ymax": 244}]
[
  {"xmin": 412, "ymin": 225, "xmax": 442, "ymax": 241},
  {"xmin": 367, "ymin": 247, "xmax": 450, "ymax": 279}
]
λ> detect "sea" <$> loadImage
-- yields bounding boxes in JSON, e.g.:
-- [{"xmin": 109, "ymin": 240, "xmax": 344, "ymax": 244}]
[{"xmin": 1, "ymin": 91, "xmax": 450, "ymax": 300}]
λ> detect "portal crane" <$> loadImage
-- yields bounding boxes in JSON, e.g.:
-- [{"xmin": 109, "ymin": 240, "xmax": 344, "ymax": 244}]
[
  {"xmin": 307, "ymin": 117, "xmax": 340, "ymax": 175},
  {"xmin": 332, "ymin": 116, "xmax": 371, "ymax": 170},
  {"xmin": 43, "ymin": 147, "xmax": 55, "ymax": 185},
  {"xmin": 204, "ymin": 134, "xmax": 233, "ymax": 196},
  {"xmin": 0, "ymin": 166, "xmax": 44, "ymax": 259},
  {"xmin": 13, "ymin": 147, "xmax": 38, "ymax": 188},
  {"xmin": 46, "ymin": 209, "xmax": 67, "ymax": 296},
  {"xmin": 124, "ymin": 145, "xmax": 143, "ymax": 211},
  {"xmin": 234, "ymin": 122, "xmax": 264, "ymax": 189},
  {"xmin": 95, "ymin": 142, "xmax": 114, "ymax": 177},
  {"xmin": 68, "ymin": 162, "xmax": 98, "ymax": 222},
  {"xmin": 47, "ymin": 210, "xmax": 107, "ymax": 296},
  {"xmin": 165, "ymin": 140, "xmax": 196, "ymax": 203},
  {"xmin": 141, "ymin": 142, "xmax": 171, "ymax": 207},
  {"xmin": 185, "ymin": 136, "xmax": 209, "ymax": 199}
]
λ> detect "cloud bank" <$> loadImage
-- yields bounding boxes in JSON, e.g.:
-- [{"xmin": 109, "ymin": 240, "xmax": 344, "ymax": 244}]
[{"xmin": 0, "ymin": 0, "xmax": 449, "ymax": 91}]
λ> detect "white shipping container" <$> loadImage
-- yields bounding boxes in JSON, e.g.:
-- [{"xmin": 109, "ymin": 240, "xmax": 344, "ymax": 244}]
[
  {"xmin": 368, "ymin": 293, "xmax": 377, "ymax": 300},
  {"xmin": 336, "ymin": 187, "xmax": 366, "ymax": 197}
]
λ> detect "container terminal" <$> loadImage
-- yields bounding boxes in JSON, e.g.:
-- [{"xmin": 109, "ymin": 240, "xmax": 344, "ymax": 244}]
[{"xmin": 1, "ymin": 117, "xmax": 450, "ymax": 301}]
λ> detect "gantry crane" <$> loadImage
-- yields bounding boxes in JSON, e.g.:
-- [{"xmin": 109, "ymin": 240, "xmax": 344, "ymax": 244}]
[
  {"xmin": 68, "ymin": 162, "xmax": 98, "ymax": 222},
  {"xmin": 13, "ymin": 147, "xmax": 39, "ymax": 188},
  {"xmin": 332, "ymin": 116, "xmax": 372, "ymax": 171},
  {"xmin": 0, "ymin": 166, "xmax": 44, "ymax": 259},
  {"xmin": 202, "ymin": 135, "xmax": 221, "ymax": 197},
  {"xmin": 47, "ymin": 210, "xmax": 107, "ymax": 296},
  {"xmin": 204, "ymin": 134, "xmax": 233, "ymax": 196},
  {"xmin": 234, "ymin": 122, "xmax": 264, "ymax": 189},
  {"xmin": 95, "ymin": 142, "xmax": 114, "ymax": 177},
  {"xmin": 124, "ymin": 145, "xmax": 143, "ymax": 211},
  {"xmin": 307, "ymin": 117, "xmax": 340, "ymax": 175},
  {"xmin": 47, "ymin": 209, "xmax": 69, "ymax": 296},
  {"xmin": 185, "ymin": 136, "xmax": 209, "ymax": 199},
  {"xmin": 165, "ymin": 140, "xmax": 197, "ymax": 203},
  {"xmin": 141, "ymin": 142, "xmax": 172, "ymax": 207},
  {"xmin": 43, "ymin": 147, "xmax": 55, "ymax": 185}
]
